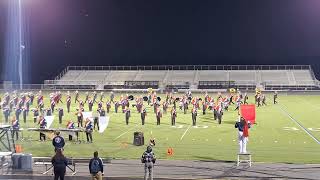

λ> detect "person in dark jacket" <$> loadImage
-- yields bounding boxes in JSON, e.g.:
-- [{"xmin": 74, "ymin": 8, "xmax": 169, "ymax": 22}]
[
  {"xmin": 52, "ymin": 131, "xmax": 65, "ymax": 152},
  {"xmin": 89, "ymin": 151, "xmax": 104, "ymax": 180},
  {"xmin": 51, "ymin": 149, "xmax": 68, "ymax": 180}
]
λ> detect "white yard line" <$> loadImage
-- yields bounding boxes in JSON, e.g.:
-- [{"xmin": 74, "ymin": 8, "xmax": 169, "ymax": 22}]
[
  {"xmin": 278, "ymin": 104, "xmax": 320, "ymax": 144},
  {"xmin": 113, "ymin": 125, "xmax": 138, "ymax": 140},
  {"xmin": 180, "ymin": 125, "xmax": 191, "ymax": 140}
]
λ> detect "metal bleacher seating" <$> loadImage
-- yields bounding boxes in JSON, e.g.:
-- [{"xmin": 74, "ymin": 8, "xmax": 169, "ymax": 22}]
[
  {"xmin": 48, "ymin": 65, "xmax": 319, "ymax": 90},
  {"xmin": 133, "ymin": 70, "xmax": 167, "ymax": 81},
  {"xmin": 261, "ymin": 70, "xmax": 290, "ymax": 85}
]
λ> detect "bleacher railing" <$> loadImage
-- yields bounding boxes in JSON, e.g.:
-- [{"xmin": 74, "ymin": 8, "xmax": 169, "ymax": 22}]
[
  {"xmin": 54, "ymin": 65, "xmax": 312, "ymax": 81},
  {"xmin": 65, "ymin": 65, "xmax": 311, "ymax": 71}
]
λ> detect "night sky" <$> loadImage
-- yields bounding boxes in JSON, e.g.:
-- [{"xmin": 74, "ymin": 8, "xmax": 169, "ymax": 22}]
[{"xmin": 1, "ymin": 0, "xmax": 320, "ymax": 83}]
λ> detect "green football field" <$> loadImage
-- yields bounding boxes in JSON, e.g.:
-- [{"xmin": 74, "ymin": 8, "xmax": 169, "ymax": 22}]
[{"xmin": 1, "ymin": 92, "xmax": 320, "ymax": 164}]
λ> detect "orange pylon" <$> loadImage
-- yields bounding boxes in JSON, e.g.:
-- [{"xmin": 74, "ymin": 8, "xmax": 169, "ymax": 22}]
[
  {"xmin": 15, "ymin": 144, "xmax": 22, "ymax": 153},
  {"xmin": 167, "ymin": 147, "xmax": 173, "ymax": 156}
]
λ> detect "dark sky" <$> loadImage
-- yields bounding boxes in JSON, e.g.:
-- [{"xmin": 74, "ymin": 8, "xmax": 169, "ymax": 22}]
[{"xmin": 1, "ymin": 0, "xmax": 320, "ymax": 83}]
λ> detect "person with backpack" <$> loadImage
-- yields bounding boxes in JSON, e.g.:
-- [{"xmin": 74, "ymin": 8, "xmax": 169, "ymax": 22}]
[
  {"xmin": 141, "ymin": 146, "xmax": 156, "ymax": 180},
  {"xmin": 89, "ymin": 151, "xmax": 104, "ymax": 180},
  {"xmin": 51, "ymin": 149, "xmax": 68, "ymax": 180},
  {"xmin": 52, "ymin": 131, "xmax": 65, "ymax": 152}
]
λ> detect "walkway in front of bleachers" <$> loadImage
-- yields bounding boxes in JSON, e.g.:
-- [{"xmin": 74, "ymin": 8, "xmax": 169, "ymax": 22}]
[{"xmin": 1, "ymin": 159, "xmax": 320, "ymax": 180}]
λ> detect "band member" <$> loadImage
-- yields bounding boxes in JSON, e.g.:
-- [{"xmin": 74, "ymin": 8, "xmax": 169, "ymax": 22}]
[
  {"xmin": 173, "ymin": 98, "xmax": 177, "ymax": 109},
  {"xmin": 37, "ymin": 91, "xmax": 43, "ymax": 106},
  {"xmin": 74, "ymin": 90, "xmax": 79, "ymax": 103},
  {"xmin": 3, "ymin": 106, "xmax": 10, "ymax": 123},
  {"xmin": 178, "ymin": 100, "xmax": 183, "ymax": 111},
  {"xmin": 141, "ymin": 107, "xmax": 147, "ymax": 125},
  {"xmin": 79, "ymin": 100, "xmax": 84, "ymax": 108},
  {"xmin": 243, "ymin": 93, "xmax": 248, "ymax": 105},
  {"xmin": 171, "ymin": 108, "xmax": 177, "ymax": 126},
  {"xmin": 58, "ymin": 108, "xmax": 64, "ymax": 125},
  {"xmin": 202, "ymin": 101, "xmax": 207, "ymax": 115},
  {"xmin": 66, "ymin": 120, "xmax": 75, "ymax": 141},
  {"xmin": 147, "ymin": 93, "xmax": 152, "ymax": 106},
  {"xmin": 92, "ymin": 91, "xmax": 98, "ymax": 104},
  {"xmin": 76, "ymin": 109, "xmax": 83, "ymax": 127},
  {"xmin": 106, "ymin": 101, "xmax": 111, "ymax": 113},
  {"xmin": 97, "ymin": 101, "xmax": 103, "ymax": 109},
  {"xmin": 25, "ymin": 97, "xmax": 30, "ymax": 114},
  {"xmin": 262, "ymin": 94, "xmax": 267, "ymax": 106},
  {"xmin": 15, "ymin": 107, "xmax": 22, "ymax": 121},
  {"xmin": 274, "ymin": 91, "xmax": 278, "ymax": 104},
  {"xmin": 46, "ymin": 108, "xmax": 52, "ymax": 116},
  {"xmin": 52, "ymin": 131, "xmax": 65, "ymax": 151},
  {"xmin": 214, "ymin": 103, "xmax": 223, "ymax": 124},
  {"xmin": 66, "ymin": 94, "xmax": 71, "ymax": 113},
  {"xmin": 235, "ymin": 117, "xmax": 251, "ymax": 154},
  {"xmin": 12, "ymin": 117, "xmax": 20, "ymax": 141},
  {"xmin": 88, "ymin": 99, "xmax": 94, "ymax": 111},
  {"xmin": 257, "ymin": 94, "xmax": 261, "ymax": 107},
  {"xmin": 39, "ymin": 116, "xmax": 47, "ymax": 141},
  {"xmin": 38, "ymin": 100, "xmax": 44, "ymax": 114},
  {"xmin": 28, "ymin": 92, "xmax": 34, "ymax": 105},
  {"xmin": 100, "ymin": 92, "xmax": 104, "ymax": 102},
  {"xmin": 85, "ymin": 118, "xmax": 93, "ymax": 143},
  {"xmin": 18, "ymin": 99, "xmax": 24, "ymax": 110},
  {"xmin": 84, "ymin": 92, "xmax": 89, "ymax": 103},
  {"xmin": 235, "ymin": 96, "xmax": 242, "ymax": 111},
  {"xmin": 115, "ymin": 101, "xmax": 119, "ymax": 113},
  {"xmin": 57, "ymin": 91, "xmax": 63, "ymax": 104},
  {"xmin": 121, "ymin": 97, "xmax": 127, "ymax": 112},
  {"xmin": 125, "ymin": 107, "xmax": 131, "ymax": 125},
  {"xmin": 96, "ymin": 108, "xmax": 105, "ymax": 130},
  {"xmin": 31, "ymin": 108, "xmax": 39, "ymax": 123},
  {"xmin": 136, "ymin": 100, "xmax": 143, "ymax": 113},
  {"xmin": 222, "ymin": 97, "xmax": 229, "ymax": 111},
  {"xmin": 191, "ymin": 107, "xmax": 197, "ymax": 126},
  {"xmin": 162, "ymin": 101, "xmax": 168, "ymax": 114},
  {"xmin": 183, "ymin": 98, "xmax": 188, "ymax": 114},
  {"xmin": 156, "ymin": 108, "xmax": 162, "ymax": 125},
  {"xmin": 22, "ymin": 107, "xmax": 27, "ymax": 123},
  {"xmin": 51, "ymin": 100, "xmax": 56, "ymax": 113},
  {"xmin": 110, "ymin": 91, "xmax": 114, "ymax": 103}
]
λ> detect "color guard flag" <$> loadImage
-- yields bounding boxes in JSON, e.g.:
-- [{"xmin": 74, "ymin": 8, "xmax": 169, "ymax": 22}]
[
  {"xmin": 240, "ymin": 104, "xmax": 256, "ymax": 124},
  {"xmin": 98, "ymin": 116, "xmax": 110, "ymax": 133},
  {"xmin": 82, "ymin": 112, "xmax": 93, "ymax": 122},
  {"xmin": 45, "ymin": 116, "xmax": 54, "ymax": 128}
]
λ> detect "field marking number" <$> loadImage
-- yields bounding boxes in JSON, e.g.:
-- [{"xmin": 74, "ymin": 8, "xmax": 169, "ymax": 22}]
[
  {"xmin": 283, "ymin": 127, "xmax": 320, "ymax": 132},
  {"xmin": 172, "ymin": 125, "xmax": 208, "ymax": 129}
]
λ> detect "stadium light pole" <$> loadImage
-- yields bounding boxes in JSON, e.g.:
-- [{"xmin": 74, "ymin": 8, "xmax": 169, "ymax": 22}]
[
  {"xmin": 5, "ymin": 0, "xmax": 26, "ymax": 89},
  {"xmin": 18, "ymin": 0, "xmax": 23, "ymax": 90}
]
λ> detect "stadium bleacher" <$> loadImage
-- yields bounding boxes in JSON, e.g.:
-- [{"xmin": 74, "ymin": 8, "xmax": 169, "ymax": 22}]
[{"xmin": 45, "ymin": 65, "xmax": 319, "ymax": 91}]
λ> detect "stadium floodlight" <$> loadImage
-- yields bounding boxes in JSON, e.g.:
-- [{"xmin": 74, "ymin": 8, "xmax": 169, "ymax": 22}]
[{"xmin": 4, "ymin": 0, "xmax": 28, "ymax": 89}]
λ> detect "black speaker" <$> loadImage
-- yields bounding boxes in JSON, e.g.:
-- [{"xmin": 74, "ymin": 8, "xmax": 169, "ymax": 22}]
[{"xmin": 133, "ymin": 132, "xmax": 144, "ymax": 146}]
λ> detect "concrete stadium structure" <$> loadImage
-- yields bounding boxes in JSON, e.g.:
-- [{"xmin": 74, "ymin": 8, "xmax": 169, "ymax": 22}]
[{"xmin": 44, "ymin": 65, "xmax": 319, "ymax": 91}]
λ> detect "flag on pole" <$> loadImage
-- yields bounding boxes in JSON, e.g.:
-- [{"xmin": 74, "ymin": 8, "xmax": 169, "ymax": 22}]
[
  {"xmin": 98, "ymin": 116, "xmax": 110, "ymax": 133},
  {"xmin": 240, "ymin": 104, "xmax": 256, "ymax": 124},
  {"xmin": 82, "ymin": 112, "xmax": 93, "ymax": 122},
  {"xmin": 45, "ymin": 116, "xmax": 54, "ymax": 128}
]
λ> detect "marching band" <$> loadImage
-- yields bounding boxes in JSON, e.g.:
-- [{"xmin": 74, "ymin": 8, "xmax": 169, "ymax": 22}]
[{"xmin": 0, "ymin": 89, "xmax": 271, "ymax": 151}]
